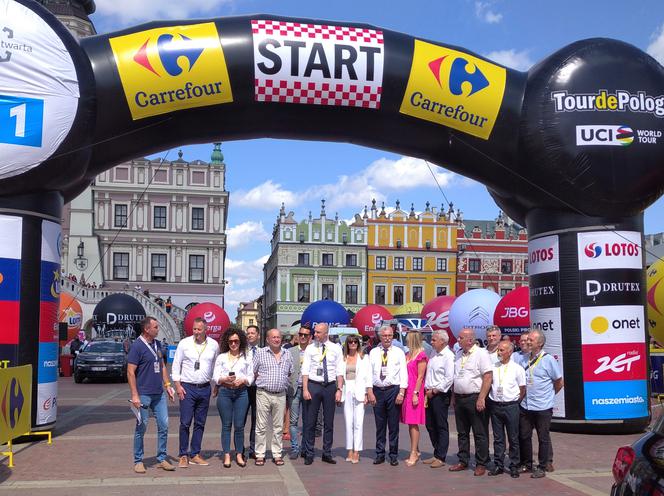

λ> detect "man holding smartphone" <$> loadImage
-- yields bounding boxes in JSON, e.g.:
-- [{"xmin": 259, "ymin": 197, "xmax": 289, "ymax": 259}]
[{"xmin": 172, "ymin": 317, "xmax": 219, "ymax": 468}]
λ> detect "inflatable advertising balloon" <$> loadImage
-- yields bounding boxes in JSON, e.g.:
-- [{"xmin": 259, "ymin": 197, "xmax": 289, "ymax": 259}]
[
  {"xmin": 493, "ymin": 286, "xmax": 530, "ymax": 338},
  {"xmin": 59, "ymin": 294, "xmax": 82, "ymax": 341},
  {"xmin": 448, "ymin": 289, "xmax": 501, "ymax": 343},
  {"xmin": 648, "ymin": 259, "xmax": 664, "ymax": 344},
  {"xmin": 93, "ymin": 293, "xmax": 146, "ymax": 339},
  {"xmin": 3, "ymin": 0, "xmax": 663, "ymax": 432},
  {"xmin": 352, "ymin": 304, "xmax": 393, "ymax": 337},
  {"xmin": 301, "ymin": 300, "xmax": 350, "ymax": 328},
  {"xmin": 184, "ymin": 302, "xmax": 231, "ymax": 341},
  {"xmin": 421, "ymin": 295, "xmax": 457, "ymax": 344}
]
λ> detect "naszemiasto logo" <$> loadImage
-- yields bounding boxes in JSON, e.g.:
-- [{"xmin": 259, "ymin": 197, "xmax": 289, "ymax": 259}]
[
  {"xmin": 109, "ymin": 23, "xmax": 233, "ymax": 120},
  {"xmin": 552, "ymin": 89, "xmax": 664, "ymax": 117}
]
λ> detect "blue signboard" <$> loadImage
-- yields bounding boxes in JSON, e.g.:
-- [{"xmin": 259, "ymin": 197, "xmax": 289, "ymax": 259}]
[{"xmin": 584, "ymin": 380, "xmax": 648, "ymax": 420}]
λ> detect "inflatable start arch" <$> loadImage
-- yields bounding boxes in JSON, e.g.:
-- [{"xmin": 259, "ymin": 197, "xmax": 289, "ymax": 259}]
[{"xmin": 1, "ymin": 0, "xmax": 664, "ymax": 432}]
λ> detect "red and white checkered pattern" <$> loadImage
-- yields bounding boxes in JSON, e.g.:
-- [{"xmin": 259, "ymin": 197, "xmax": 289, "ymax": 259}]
[
  {"xmin": 255, "ymin": 79, "xmax": 382, "ymax": 109},
  {"xmin": 251, "ymin": 19, "xmax": 383, "ymax": 44}
]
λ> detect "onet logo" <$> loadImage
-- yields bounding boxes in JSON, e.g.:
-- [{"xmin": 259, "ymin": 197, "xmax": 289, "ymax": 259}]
[
  {"xmin": 428, "ymin": 56, "xmax": 489, "ymax": 96},
  {"xmin": 133, "ymin": 33, "xmax": 204, "ymax": 77},
  {"xmin": 584, "ymin": 242, "xmax": 602, "ymax": 258},
  {"xmin": 1, "ymin": 378, "xmax": 25, "ymax": 429}
]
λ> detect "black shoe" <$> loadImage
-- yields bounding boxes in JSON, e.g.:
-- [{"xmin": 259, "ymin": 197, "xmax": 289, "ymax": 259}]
[
  {"xmin": 321, "ymin": 455, "xmax": 337, "ymax": 464},
  {"xmin": 519, "ymin": 464, "xmax": 532, "ymax": 473},
  {"xmin": 300, "ymin": 452, "xmax": 306, "ymax": 459},
  {"xmin": 488, "ymin": 467, "xmax": 504, "ymax": 476},
  {"xmin": 304, "ymin": 457, "xmax": 314, "ymax": 465},
  {"xmin": 289, "ymin": 451, "xmax": 299, "ymax": 460},
  {"xmin": 248, "ymin": 452, "xmax": 257, "ymax": 460},
  {"xmin": 373, "ymin": 457, "xmax": 385, "ymax": 465},
  {"xmin": 531, "ymin": 468, "xmax": 546, "ymax": 479},
  {"xmin": 510, "ymin": 469, "xmax": 520, "ymax": 478},
  {"xmin": 390, "ymin": 459, "xmax": 399, "ymax": 466}
]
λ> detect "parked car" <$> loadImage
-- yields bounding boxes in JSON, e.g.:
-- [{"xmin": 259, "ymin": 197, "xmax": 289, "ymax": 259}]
[
  {"xmin": 73, "ymin": 339, "xmax": 128, "ymax": 383},
  {"xmin": 611, "ymin": 413, "xmax": 664, "ymax": 495}
]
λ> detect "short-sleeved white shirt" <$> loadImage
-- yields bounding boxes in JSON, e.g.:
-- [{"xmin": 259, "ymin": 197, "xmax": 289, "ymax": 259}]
[
  {"xmin": 453, "ymin": 345, "xmax": 493, "ymax": 394},
  {"xmin": 489, "ymin": 360, "xmax": 526, "ymax": 402}
]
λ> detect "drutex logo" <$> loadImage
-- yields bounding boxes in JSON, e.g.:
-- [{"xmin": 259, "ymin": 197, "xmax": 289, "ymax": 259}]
[
  {"xmin": 400, "ymin": 41, "xmax": 506, "ymax": 139},
  {"xmin": 110, "ymin": 23, "xmax": 233, "ymax": 120}
]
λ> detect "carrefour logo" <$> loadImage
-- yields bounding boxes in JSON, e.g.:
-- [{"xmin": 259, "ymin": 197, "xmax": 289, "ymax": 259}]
[
  {"xmin": 109, "ymin": 23, "xmax": 234, "ymax": 120},
  {"xmin": 400, "ymin": 41, "xmax": 506, "ymax": 140},
  {"xmin": 1, "ymin": 377, "xmax": 25, "ymax": 429}
]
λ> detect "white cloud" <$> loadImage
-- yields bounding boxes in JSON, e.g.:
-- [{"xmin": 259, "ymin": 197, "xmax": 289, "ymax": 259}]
[
  {"xmin": 226, "ymin": 221, "xmax": 270, "ymax": 249},
  {"xmin": 475, "ymin": 1, "xmax": 503, "ymax": 24},
  {"xmin": 95, "ymin": 0, "xmax": 235, "ymax": 25},
  {"xmin": 483, "ymin": 49, "xmax": 534, "ymax": 71},
  {"xmin": 223, "ymin": 255, "xmax": 268, "ymax": 319},
  {"xmin": 233, "ymin": 180, "xmax": 300, "ymax": 210},
  {"xmin": 647, "ymin": 23, "xmax": 664, "ymax": 66}
]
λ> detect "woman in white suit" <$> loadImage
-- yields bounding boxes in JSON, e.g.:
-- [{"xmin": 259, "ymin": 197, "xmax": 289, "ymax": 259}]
[{"xmin": 341, "ymin": 335, "xmax": 372, "ymax": 464}]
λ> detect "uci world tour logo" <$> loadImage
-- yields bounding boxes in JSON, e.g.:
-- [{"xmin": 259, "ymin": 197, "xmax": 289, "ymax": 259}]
[
  {"xmin": 584, "ymin": 242, "xmax": 602, "ymax": 258},
  {"xmin": 110, "ymin": 23, "xmax": 234, "ymax": 120},
  {"xmin": 400, "ymin": 41, "xmax": 506, "ymax": 140}
]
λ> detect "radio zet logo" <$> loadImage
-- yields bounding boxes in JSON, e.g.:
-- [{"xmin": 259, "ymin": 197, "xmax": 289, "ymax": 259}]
[
  {"xmin": 110, "ymin": 23, "xmax": 233, "ymax": 120},
  {"xmin": 582, "ymin": 342, "xmax": 646, "ymax": 382},
  {"xmin": 400, "ymin": 41, "xmax": 506, "ymax": 140}
]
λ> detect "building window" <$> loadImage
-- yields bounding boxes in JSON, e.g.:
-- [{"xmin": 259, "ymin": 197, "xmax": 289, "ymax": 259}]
[
  {"xmin": 346, "ymin": 285, "xmax": 358, "ymax": 304},
  {"xmin": 524, "ymin": 260, "xmax": 529, "ymax": 275},
  {"xmin": 501, "ymin": 287, "xmax": 511, "ymax": 296},
  {"xmin": 375, "ymin": 285, "xmax": 385, "ymax": 305},
  {"xmin": 249, "ymin": 318, "xmax": 254, "ymax": 325},
  {"xmin": 298, "ymin": 283, "xmax": 311, "ymax": 302},
  {"xmin": 298, "ymin": 253, "xmax": 310, "ymax": 266},
  {"xmin": 322, "ymin": 284, "xmax": 335, "ymax": 300},
  {"xmin": 153, "ymin": 206, "xmax": 167, "ymax": 229},
  {"xmin": 191, "ymin": 208, "xmax": 204, "ymax": 230},
  {"xmin": 345, "ymin": 254, "xmax": 357, "ymax": 267},
  {"xmin": 114, "ymin": 204, "xmax": 128, "ymax": 228},
  {"xmin": 394, "ymin": 257, "xmax": 404, "ymax": 270},
  {"xmin": 436, "ymin": 258, "xmax": 447, "ymax": 271},
  {"xmin": 469, "ymin": 258, "xmax": 481, "ymax": 273},
  {"xmin": 413, "ymin": 257, "xmax": 423, "ymax": 271},
  {"xmin": 393, "ymin": 285, "xmax": 404, "ymax": 305},
  {"xmin": 151, "ymin": 254, "xmax": 167, "ymax": 281},
  {"xmin": 412, "ymin": 286, "xmax": 423, "ymax": 303},
  {"xmin": 322, "ymin": 253, "xmax": 334, "ymax": 266},
  {"xmin": 376, "ymin": 256, "xmax": 386, "ymax": 270},
  {"xmin": 436, "ymin": 286, "xmax": 448, "ymax": 296},
  {"xmin": 501, "ymin": 259, "xmax": 513, "ymax": 274},
  {"xmin": 112, "ymin": 252, "xmax": 129, "ymax": 280},
  {"xmin": 189, "ymin": 255, "xmax": 204, "ymax": 282}
]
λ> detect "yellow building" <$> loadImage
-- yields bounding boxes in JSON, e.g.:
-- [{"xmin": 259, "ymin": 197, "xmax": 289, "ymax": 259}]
[
  {"xmin": 365, "ymin": 200, "xmax": 457, "ymax": 313},
  {"xmin": 236, "ymin": 299, "xmax": 260, "ymax": 330}
]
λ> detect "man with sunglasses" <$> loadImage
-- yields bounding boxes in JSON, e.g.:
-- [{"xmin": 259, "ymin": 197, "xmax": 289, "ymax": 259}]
[{"xmin": 287, "ymin": 325, "xmax": 312, "ymax": 459}]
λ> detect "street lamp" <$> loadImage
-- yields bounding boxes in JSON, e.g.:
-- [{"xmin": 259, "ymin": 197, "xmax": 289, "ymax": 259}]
[
  {"xmin": 75, "ymin": 240, "xmax": 88, "ymax": 271},
  {"xmin": 221, "ymin": 279, "xmax": 229, "ymax": 309}
]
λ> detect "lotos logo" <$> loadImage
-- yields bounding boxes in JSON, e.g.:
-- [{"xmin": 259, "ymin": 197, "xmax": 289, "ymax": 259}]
[
  {"xmin": 584, "ymin": 243, "xmax": 602, "ymax": 258},
  {"xmin": 1, "ymin": 378, "xmax": 25, "ymax": 429},
  {"xmin": 576, "ymin": 125, "xmax": 634, "ymax": 147},
  {"xmin": 400, "ymin": 41, "xmax": 506, "ymax": 140},
  {"xmin": 109, "ymin": 23, "xmax": 234, "ymax": 120}
]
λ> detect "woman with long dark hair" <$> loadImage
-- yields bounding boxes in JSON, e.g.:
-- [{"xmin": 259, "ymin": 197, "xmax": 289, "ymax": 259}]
[{"xmin": 213, "ymin": 329, "xmax": 252, "ymax": 468}]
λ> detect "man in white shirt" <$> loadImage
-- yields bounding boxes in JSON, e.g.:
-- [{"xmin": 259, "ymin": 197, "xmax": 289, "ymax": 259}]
[
  {"xmin": 172, "ymin": 317, "xmax": 220, "ymax": 468},
  {"xmin": 423, "ymin": 330, "xmax": 455, "ymax": 469},
  {"xmin": 244, "ymin": 325, "xmax": 260, "ymax": 459},
  {"xmin": 287, "ymin": 324, "xmax": 312, "ymax": 459},
  {"xmin": 367, "ymin": 325, "xmax": 408, "ymax": 466},
  {"xmin": 302, "ymin": 323, "xmax": 344, "ymax": 465},
  {"xmin": 449, "ymin": 328, "xmax": 493, "ymax": 476},
  {"xmin": 485, "ymin": 325, "xmax": 501, "ymax": 364},
  {"xmin": 487, "ymin": 341, "xmax": 525, "ymax": 478}
]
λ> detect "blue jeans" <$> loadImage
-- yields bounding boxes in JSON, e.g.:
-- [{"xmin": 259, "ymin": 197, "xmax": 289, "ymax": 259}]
[
  {"xmin": 134, "ymin": 393, "xmax": 169, "ymax": 463},
  {"xmin": 217, "ymin": 387, "xmax": 249, "ymax": 454},
  {"xmin": 288, "ymin": 386, "xmax": 303, "ymax": 453}
]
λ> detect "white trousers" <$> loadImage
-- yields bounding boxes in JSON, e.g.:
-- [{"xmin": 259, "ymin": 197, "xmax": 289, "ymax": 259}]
[{"xmin": 343, "ymin": 379, "xmax": 365, "ymax": 451}]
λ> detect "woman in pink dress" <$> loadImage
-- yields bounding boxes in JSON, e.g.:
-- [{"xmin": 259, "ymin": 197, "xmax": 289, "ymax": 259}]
[{"xmin": 401, "ymin": 331, "xmax": 428, "ymax": 466}]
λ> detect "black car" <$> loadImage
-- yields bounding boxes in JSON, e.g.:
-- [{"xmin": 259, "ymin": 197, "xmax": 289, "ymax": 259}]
[
  {"xmin": 73, "ymin": 340, "xmax": 128, "ymax": 383},
  {"xmin": 611, "ymin": 414, "xmax": 664, "ymax": 496}
]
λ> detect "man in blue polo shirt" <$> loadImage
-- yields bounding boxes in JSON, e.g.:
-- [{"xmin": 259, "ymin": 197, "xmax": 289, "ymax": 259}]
[
  {"xmin": 128, "ymin": 316, "xmax": 176, "ymax": 473},
  {"xmin": 518, "ymin": 328, "xmax": 563, "ymax": 479}
]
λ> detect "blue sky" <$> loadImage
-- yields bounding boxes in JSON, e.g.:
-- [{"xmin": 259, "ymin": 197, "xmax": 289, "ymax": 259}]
[{"xmin": 88, "ymin": 0, "xmax": 664, "ymax": 319}]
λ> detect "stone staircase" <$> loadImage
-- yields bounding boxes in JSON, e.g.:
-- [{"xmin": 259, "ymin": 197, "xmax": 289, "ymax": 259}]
[{"xmin": 60, "ymin": 278, "xmax": 187, "ymax": 343}]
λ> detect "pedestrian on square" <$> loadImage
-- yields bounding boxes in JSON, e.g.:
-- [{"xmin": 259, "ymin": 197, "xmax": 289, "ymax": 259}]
[
  {"xmin": 341, "ymin": 334, "xmax": 371, "ymax": 464},
  {"xmin": 213, "ymin": 328, "xmax": 253, "ymax": 468},
  {"xmin": 244, "ymin": 325, "xmax": 261, "ymax": 459},
  {"xmin": 253, "ymin": 329, "xmax": 293, "ymax": 466},
  {"xmin": 487, "ymin": 341, "xmax": 525, "ymax": 478},
  {"xmin": 172, "ymin": 317, "xmax": 219, "ymax": 468},
  {"xmin": 287, "ymin": 325, "xmax": 312, "ymax": 460},
  {"xmin": 401, "ymin": 331, "xmax": 428, "ymax": 467},
  {"xmin": 127, "ymin": 317, "xmax": 175, "ymax": 474}
]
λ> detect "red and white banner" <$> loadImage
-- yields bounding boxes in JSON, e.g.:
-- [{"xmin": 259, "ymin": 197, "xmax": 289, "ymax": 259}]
[
  {"xmin": 582, "ymin": 342, "xmax": 647, "ymax": 382},
  {"xmin": 577, "ymin": 231, "xmax": 642, "ymax": 271}
]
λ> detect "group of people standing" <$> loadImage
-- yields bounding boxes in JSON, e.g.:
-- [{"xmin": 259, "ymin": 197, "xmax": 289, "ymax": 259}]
[{"xmin": 127, "ymin": 316, "xmax": 563, "ymax": 480}]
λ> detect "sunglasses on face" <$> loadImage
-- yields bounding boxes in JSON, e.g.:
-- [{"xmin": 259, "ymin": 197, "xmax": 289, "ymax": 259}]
[
  {"xmin": 347, "ymin": 340, "xmax": 359, "ymax": 344},
  {"xmin": 228, "ymin": 339, "xmax": 240, "ymax": 344},
  {"xmin": 298, "ymin": 333, "xmax": 310, "ymax": 337}
]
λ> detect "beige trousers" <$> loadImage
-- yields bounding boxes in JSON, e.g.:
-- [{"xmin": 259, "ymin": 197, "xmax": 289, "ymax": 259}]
[{"xmin": 255, "ymin": 389, "xmax": 286, "ymax": 459}]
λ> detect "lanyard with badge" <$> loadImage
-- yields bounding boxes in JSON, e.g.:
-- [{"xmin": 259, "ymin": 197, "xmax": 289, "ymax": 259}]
[
  {"xmin": 316, "ymin": 344, "xmax": 327, "ymax": 377},
  {"xmin": 193, "ymin": 339, "xmax": 208, "ymax": 371},
  {"xmin": 526, "ymin": 351, "xmax": 546, "ymax": 385},
  {"xmin": 496, "ymin": 363, "xmax": 508, "ymax": 399},
  {"xmin": 140, "ymin": 336, "xmax": 160, "ymax": 374},
  {"xmin": 380, "ymin": 348, "xmax": 389, "ymax": 379},
  {"xmin": 459, "ymin": 346, "xmax": 475, "ymax": 376}
]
